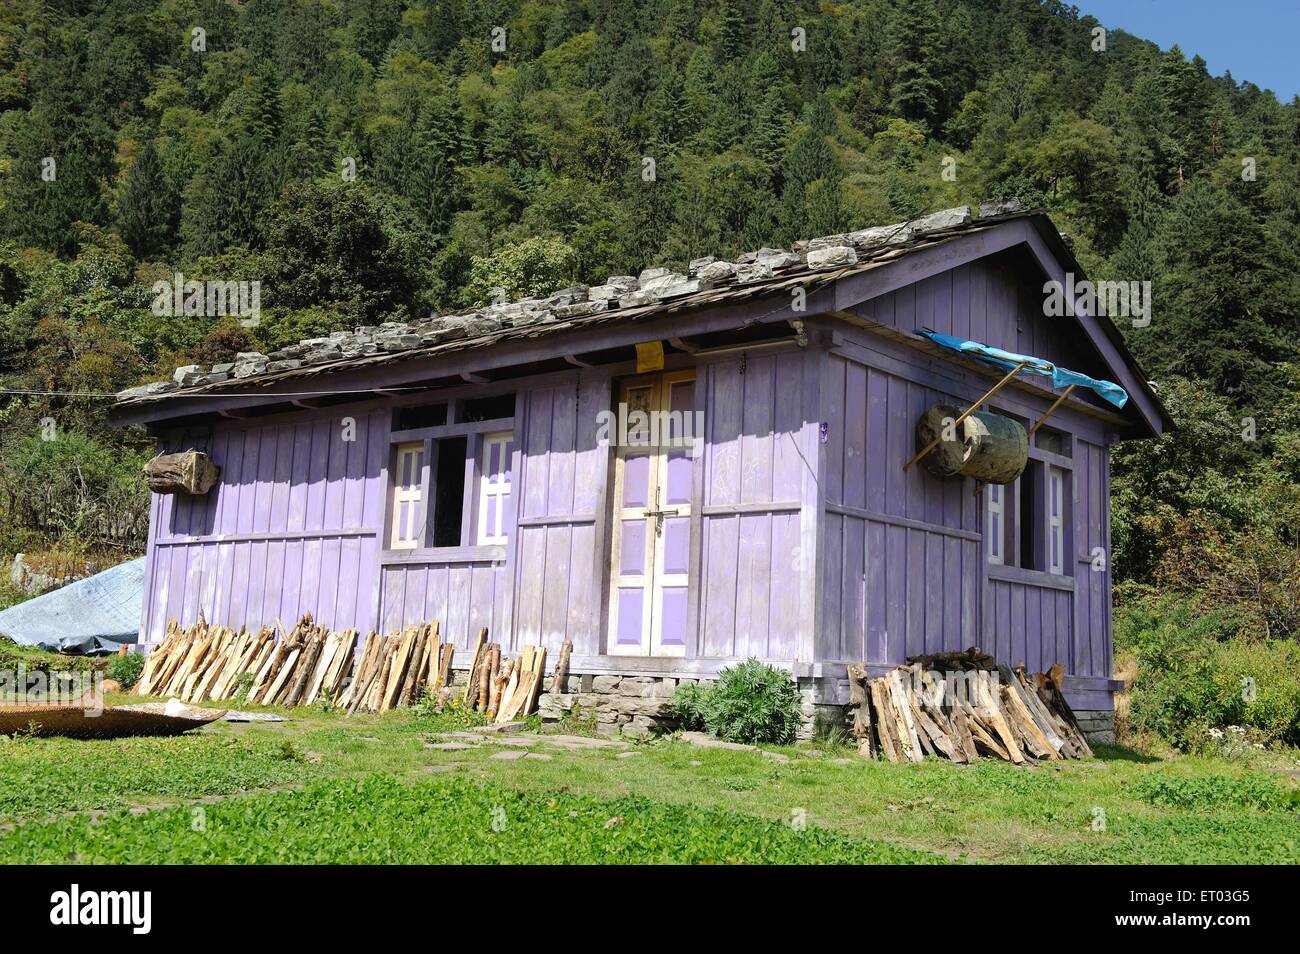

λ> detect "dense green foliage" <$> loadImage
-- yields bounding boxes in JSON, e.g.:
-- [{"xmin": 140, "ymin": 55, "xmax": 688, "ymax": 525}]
[
  {"xmin": 0, "ymin": 2, "xmax": 1296, "ymax": 751},
  {"xmin": 670, "ymin": 679, "xmax": 711, "ymax": 732},
  {"xmin": 107, "ymin": 650, "xmax": 147, "ymax": 689},
  {"xmin": 673, "ymin": 658, "xmax": 802, "ymax": 744},
  {"xmin": 0, "ymin": 773, "xmax": 941, "ymax": 864},
  {"xmin": 1113, "ymin": 590, "xmax": 1300, "ymax": 750}
]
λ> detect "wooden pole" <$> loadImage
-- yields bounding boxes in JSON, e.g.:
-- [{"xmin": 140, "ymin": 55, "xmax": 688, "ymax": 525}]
[
  {"xmin": 903, "ymin": 362, "xmax": 1027, "ymax": 471},
  {"xmin": 1028, "ymin": 383, "xmax": 1077, "ymax": 437}
]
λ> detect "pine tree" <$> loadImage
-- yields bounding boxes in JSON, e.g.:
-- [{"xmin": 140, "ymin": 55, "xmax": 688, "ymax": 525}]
[
  {"xmin": 887, "ymin": 0, "xmax": 943, "ymax": 128},
  {"xmin": 117, "ymin": 142, "xmax": 179, "ymax": 260}
]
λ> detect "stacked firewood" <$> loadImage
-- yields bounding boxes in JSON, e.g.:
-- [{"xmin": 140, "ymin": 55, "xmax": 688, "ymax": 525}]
[
  {"xmin": 135, "ymin": 615, "xmax": 355, "ymax": 707},
  {"xmin": 134, "ymin": 614, "xmax": 560, "ymax": 719},
  {"xmin": 846, "ymin": 651, "xmax": 1093, "ymax": 765},
  {"xmin": 341, "ymin": 621, "xmax": 452, "ymax": 713}
]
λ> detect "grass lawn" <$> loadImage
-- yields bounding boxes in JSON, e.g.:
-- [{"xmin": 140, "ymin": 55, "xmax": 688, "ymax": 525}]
[{"xmin": 0, "ymin": 696, "xmax": 1296, "ymax": 864}]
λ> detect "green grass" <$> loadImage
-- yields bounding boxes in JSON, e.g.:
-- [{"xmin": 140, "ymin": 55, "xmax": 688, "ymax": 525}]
[
  {"xmin": 1, "ymin": 703, "xmax": 1296, "ymax": 864},
  {"xmin": 0, "ymin": 774, "xmax": 941, "ymax": 864},
  {"xmin": 0, "ymin": 734, "xmax": 313, "ymax": 822}
]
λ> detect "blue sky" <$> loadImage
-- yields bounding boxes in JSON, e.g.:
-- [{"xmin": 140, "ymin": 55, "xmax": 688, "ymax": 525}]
[{"xmin": 1077, "ymin": 0, "xmax": 1300, "ymax": 101}]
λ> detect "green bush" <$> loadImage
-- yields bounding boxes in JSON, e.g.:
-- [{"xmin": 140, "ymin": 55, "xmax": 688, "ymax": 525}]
[
  {"xmin": 672, "ymin": 659, "xmax": 801, "ymax": 746},
  {"xmin": 1114, "ymin": 590, "xmax": 1300, "ymax": 750},
  {"xmin": 670, "ymin": 681, "xmax": 710, "ymax": 732},
  {"xmin": 106, "ymin": 651, "xmax": 145, "ymax": 690}
]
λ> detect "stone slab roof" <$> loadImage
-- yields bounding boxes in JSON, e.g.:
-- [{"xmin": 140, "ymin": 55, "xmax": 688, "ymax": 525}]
[{"xmin": 115, "ymin": 200, "xmax": 1030, "ymax": 408}]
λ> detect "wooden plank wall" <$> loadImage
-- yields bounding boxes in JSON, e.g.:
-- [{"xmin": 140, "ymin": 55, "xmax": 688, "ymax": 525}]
[
  {"xmin": 820, "ymin": 352, "xmax": 982, "ymax": 664},
  {"xmin": 834, "ymin": 252, "xmax": 1118, "ymax": 689},
  {"xmin": 1072, "ymin": 438, "xmax": 1112, "ymax": 678},
  {"xmin": 857, "ymin": 251, "xmax": 1112, "ymax": 385},
  {"xmin": 142, "ymin": 408, "xmax": 390, "ymax": 643},
  {"xmin": 983, "ymin": 579, "xmax": 1074, "ymax": 672},
  {"xmin": 697, "ymin": 352, "xmax": 811, "ymax": 660},
  {"xmin": 510, "ymin": 373, "xmax": 610, "ymax": 654},
  {"xmin": 378, "ymin": 560, "xmax": 507, "ymax": 650}
]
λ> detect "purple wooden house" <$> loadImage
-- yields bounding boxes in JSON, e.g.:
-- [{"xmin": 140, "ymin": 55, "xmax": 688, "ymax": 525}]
[{"xmin": 112, "ymin": 205, "xmax": 1167, "ymax": 738}]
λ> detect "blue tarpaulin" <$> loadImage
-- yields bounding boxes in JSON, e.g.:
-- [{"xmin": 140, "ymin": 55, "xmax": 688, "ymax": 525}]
[
  {"xmin": 915, "ymin": 329, "xmax": 1129, "ymax": 409},
  {"xmin": 0, "ymin": 557, "xmax": 144, "ymax": 654}
]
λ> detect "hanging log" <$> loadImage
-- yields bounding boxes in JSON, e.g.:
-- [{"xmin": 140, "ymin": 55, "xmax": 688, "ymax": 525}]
[
  {"xmin": 957, "ymin": 411, "xmax": 1028, "ymax": 484},
  {"xmin": 143, "ymin": 450, "xmax": 221, "ymax": 495}
]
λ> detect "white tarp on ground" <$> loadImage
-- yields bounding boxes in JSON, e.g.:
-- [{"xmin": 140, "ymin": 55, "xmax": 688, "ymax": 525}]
[{"xmin": 0, "ymin": 557, "xmax": 144, "ymax": 653}]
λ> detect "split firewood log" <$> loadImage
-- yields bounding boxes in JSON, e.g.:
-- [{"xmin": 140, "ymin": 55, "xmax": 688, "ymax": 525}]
[
  {"xmin": 870, "ymin": 677, "xmax": 903, "ymax": 763},
  {"xmin": 486, "ymin": 645, "xmax": 502, "ymax": 714},
  {"xmin": 846, "ymin": 664, "xmax": 875, "ymax": 759},
  {"xmin": 551, "ymin": 639, "xmax": 573, "ymax": 693}
]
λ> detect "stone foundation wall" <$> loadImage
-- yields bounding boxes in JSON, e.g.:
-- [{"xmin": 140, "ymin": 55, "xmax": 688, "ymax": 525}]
[
  {"xmin": 1074, "ymin": 709, "xmax": 1116, "ymax": 745},
  {"xmin": 537, "ymin": 674, "xmax": 682, "ymax": 738},
  {"xmin": 534, "ymin": 672, "xmax": 852, "ymax": 741},
  {"xmin": 463, "ymin": 662, "xmax": 1113, "ymax": 746},
  {"xmin": 797, "ymin": 676, "xmax": 850, "ymax": 742}
]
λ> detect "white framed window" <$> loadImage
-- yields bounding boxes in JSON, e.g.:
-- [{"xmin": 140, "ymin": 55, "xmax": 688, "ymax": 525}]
[
  {"xmin": 476, "ymin": 431, "xmax": 513, "ymax": 545},
  {"xmin": 1047, "ymin": 465, "xmax": 1065, "ymax": 575},
  {"xmin": 987, "ymin": 483, "xmax": 1005, "ymax": 565},
  {"xmin": 390, "ymin": 441, "xmax": 425, "ymax": 549}
]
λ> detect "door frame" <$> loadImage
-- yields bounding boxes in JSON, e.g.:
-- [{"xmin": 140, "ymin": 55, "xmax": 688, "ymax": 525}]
[{"xmin": 605, "ymin": 368, "xmax": 698, "ymax": 657}]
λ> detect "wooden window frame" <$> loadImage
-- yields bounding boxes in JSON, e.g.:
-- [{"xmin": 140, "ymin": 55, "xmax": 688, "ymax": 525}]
[
  {"xmin": 383, "ymin": 400, "xmax": 516, "ymax": 556},
  {"xmin": 388, "ymin": 441, "xmax": 426, "ymax": 550},
  {"xmin": 1047, "ymin": 464, "xmax": 1066, "ymax": 575},
  {"xmin": 476, "ymin": 430, "xmax": 514, "ymax": 546}
]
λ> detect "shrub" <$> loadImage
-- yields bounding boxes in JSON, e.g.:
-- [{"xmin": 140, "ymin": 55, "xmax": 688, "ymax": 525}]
[
  {"xmin": 672, "ymin": 659, "xmax": 800, "ymax": 746},
  {"xmin": 1114, "ymin": 589, "xmax": 1300, "ymax": 750},
  {"xmin": 106, "ymin": 651, "xmax": 145, "ymax": 690},
  {"xmin": 670, "ymin": 681, "xmax": 710, "ymax": 732}
]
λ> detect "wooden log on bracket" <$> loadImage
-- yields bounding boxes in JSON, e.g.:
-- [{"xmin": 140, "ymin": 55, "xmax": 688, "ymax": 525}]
[{"xmin": 143, "ymin": 450, "xmax": 221, "ymax": 495}]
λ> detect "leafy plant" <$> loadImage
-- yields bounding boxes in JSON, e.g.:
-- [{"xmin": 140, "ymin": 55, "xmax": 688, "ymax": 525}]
[
  {"xmin": 105, "ymin": 651, "xmax": 145, "ymax": 690},
  {"xmin": 1114, "ymin": 590, "xmax": 1300, "ymax": 750},
  {"xmin": 672, "ymin": 659, "xmax": 801, "ymax": 746},
  {"xmin": 413, "ymin": 687, "xmax": 490, "ymax": 729},
  {"xmin": 670, "ymin": 681, "xmax": 710, "ymax": 732},
  {"xmin": 230, "ymin": 672, "xmax": 255, "ymax": 703}
]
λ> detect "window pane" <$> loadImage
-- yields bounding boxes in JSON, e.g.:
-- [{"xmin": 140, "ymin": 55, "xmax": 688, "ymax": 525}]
[
  {"xmin": 461, "ymin": 393, "xmax": 515, "ymax": 422},
  {"xmin": 433, "ymin": 436, "xmax": 467, "ymax": 547},
  {"xmin": 393, "ymin": 403, "xmax": 447, "ymax": 430},
  {"xmin": 1020, "ymin": 472, "xmax": 1036, "ymax": 570}
]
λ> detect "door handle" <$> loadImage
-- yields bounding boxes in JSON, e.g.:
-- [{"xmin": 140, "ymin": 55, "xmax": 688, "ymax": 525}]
[{"xmin": 647, "ymin": 507, "xmax": 680, "ymax": 535}]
